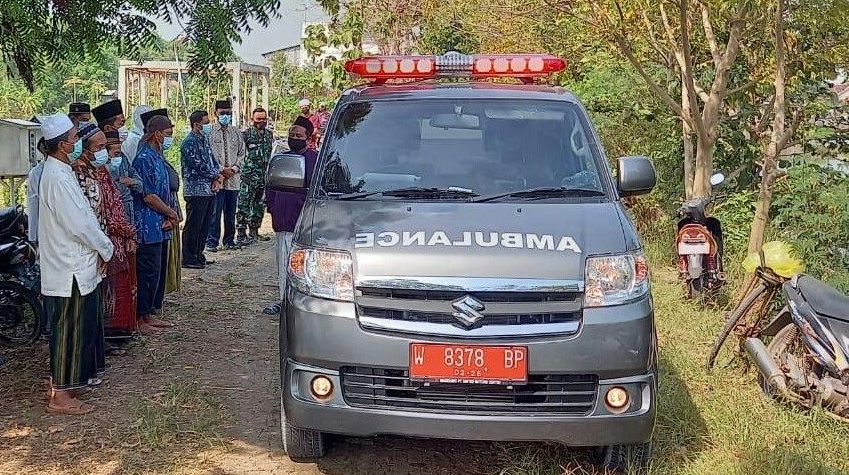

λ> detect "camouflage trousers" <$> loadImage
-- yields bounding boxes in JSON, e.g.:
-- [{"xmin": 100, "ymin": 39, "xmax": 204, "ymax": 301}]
[{"xmin": 236, "ymin": 178, "xmax": 266, "ymax": 231}]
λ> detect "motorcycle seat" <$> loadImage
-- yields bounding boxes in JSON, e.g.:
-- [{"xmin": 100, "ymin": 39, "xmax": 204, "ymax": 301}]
[{"xmin": 795, "ymin": 275, "xmax": 849, "ymax": 322}]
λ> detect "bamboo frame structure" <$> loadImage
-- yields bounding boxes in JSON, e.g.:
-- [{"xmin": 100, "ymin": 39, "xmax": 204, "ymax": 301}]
[{"xmin": 117, "ymin": 60, "xmax": 271, "ymax": 127}]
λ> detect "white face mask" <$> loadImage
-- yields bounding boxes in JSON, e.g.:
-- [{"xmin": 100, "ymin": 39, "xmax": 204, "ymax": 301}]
[{"xmin": 118, "ymin": 126, "xmax": 129, "ymax": 141}]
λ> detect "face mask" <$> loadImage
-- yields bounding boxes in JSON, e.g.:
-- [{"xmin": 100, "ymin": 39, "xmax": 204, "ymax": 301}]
[
  {"xmin": 254, "ymin": 120, "xmax": 267, "ymax": 130},
  {"xmin": 91, "ymin": 149, "xmax": 110, "ymax": 167},
  {"xmin": 202, "ymin": 123, "xmax": 213, "ymax": 136},
  {"xmin": 109, "ymin": 156, "xmax": 122, "ymax": 170},
  {"xmin": 118, "ymin": 126, "xmax": 129, "ymax": 141},
  {"xmin": 162, "ymin": 136, "xmax": 174, "ymax": 151},
  {"xmin": 218, "ymin": 114, "xmax": 231, "ymax": 126},
  {"xmin": 288, "ymin": 138, "xmax": 307, "ymax": 152},
  {"xmin": 68, "ymin": 139, "xmax": 83, "ymax": 162}
]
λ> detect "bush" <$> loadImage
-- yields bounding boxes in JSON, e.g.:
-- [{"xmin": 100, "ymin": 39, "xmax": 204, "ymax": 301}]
[{"xmin": 770, "ymin": 163, "xmax": 849, "ymax": 291}]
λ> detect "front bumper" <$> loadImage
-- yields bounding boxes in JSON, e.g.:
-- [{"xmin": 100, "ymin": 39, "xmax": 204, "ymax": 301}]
[
  {"xmin": 280, "ymin": 291, "xmax": 657, "ymax": 446},
  {"xmin": 283, "ymin": 360, "xmax": 656, "ymax": 446}
]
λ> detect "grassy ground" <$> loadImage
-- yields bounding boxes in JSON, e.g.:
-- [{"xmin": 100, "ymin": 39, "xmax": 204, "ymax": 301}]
[
  {"xmin": 2, "ymin": 228, "xmax": 848, "ymax": 475},
  {"xmin": 500, "ymin": 247, "xmax": 849, "ymax": 475}
]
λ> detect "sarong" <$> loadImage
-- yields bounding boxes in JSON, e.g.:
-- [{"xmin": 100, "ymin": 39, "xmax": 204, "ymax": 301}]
[
  {"xmin": 105, "ymin": 253, "xmax": 138, "ymax": 336},
  {"xmin": 166, "ymin": 227, "xmax": 182, "ymax": 294},
  {"xmin": 45, "ymin": 280, "xmax": 104, "ymax": 390}
]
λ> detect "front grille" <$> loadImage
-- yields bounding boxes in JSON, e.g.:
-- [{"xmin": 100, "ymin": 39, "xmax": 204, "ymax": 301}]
[
  {"xmin": 358, "ymin": 288, "xmax": 579, "ymax": 303},
  {"xmin": 341, "ymin": 366, "xmax": 598, "ymax": 414},
  {"xmin": 359, "ymin": 307, "xmax": 579, "ymax": 326}
]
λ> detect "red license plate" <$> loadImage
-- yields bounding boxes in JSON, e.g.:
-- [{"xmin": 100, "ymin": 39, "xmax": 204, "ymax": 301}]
[{"xmin": 409, "ymin": 343, "xmax": 528, "ymax": 383}]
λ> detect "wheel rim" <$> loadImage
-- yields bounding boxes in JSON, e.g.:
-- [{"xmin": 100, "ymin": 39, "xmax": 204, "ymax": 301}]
[{"xmin": 0, "ymin": 286, "xmax": 39, "ymax": 345}]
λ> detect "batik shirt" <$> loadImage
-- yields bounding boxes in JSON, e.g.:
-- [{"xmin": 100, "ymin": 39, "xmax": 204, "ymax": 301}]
[
  {"xmin": 72, "ymin": 162, "xmax": 106, "ymax": 232},
  {"xmin": 181, "ymin": 130, "xmax": 219, "ymax": 196},
  {"xmin": 132, "ymin": 143, "xmax": 171, "ymax": 245}
]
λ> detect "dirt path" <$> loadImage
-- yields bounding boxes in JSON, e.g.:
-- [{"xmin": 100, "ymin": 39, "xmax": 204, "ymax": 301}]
[{"xmin": 0, "ymin": 224, "xmax": 565, "ymax": 475}]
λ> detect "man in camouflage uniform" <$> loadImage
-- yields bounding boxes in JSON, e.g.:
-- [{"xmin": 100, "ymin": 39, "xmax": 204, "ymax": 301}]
[{"xmin": 236, "ymin": 107, "xmax": 274, "ymax": 245}]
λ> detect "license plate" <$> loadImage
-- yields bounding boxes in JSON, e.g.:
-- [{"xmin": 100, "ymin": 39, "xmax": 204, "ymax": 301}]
[
  {"xmin": 678, "ymin": 242, "xmax": 710, "ymax": 255},
  {"xmin": 409, "ymin": 343, "xmax": 528, "ymax": 383}
]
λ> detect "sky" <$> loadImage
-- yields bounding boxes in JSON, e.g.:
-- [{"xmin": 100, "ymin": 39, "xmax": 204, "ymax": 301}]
[{"xmin": 151, "ymin": 0, "xmax": 329, "ymax": 65}]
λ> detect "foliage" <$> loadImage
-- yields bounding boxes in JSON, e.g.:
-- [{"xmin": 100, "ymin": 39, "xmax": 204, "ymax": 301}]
[
  {"xmin": 417, "ymin": 19, "xmax": 480, "ymax": 54},
  {"xmin": 0, "ymin": 0, "xmax": 279, "ymax": 91},
  {"xmin": 711, "ymin": 189, "xmax": 757, "ymax": 258},
  {"xmin": 770, "ymin": 163, "xmax": 849, "ymax": 291}
]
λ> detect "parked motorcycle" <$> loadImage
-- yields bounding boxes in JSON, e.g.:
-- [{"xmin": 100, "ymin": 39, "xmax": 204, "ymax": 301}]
[
  {"xmin": 675, "ymin": 172, "xmax": 727, "ymax": 299},
  {"xmin": 708, "ymin": 241, "xmax": 849, "ymax": 422},
  {"xmin": 0, "ymin": 205, "xmax": 43, "ymax": 347}
]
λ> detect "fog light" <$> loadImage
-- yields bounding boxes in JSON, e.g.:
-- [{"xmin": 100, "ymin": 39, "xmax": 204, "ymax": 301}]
[
  {"xmin": 310, "ymin": 375, "xmax": 334, "ymax": 400},
  {"xmin": 604, "ymin": 386, "xmax": 630, "ymax": 412}
]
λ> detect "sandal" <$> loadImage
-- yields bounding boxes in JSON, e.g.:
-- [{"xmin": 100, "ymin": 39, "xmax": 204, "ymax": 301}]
[
  {"xmin": 47, "ymin": 399, "xmax": 94, "ymax": 415},
  {"xmin": 87, "ymin": 378, "xmax": 103, "ymax": 387},
  {"xmin": 106, "ymin": 346, "xmax": 127, "ymax": 356},
  {"xmin": 46, "ymin": 387, "xmax": 92, "ymax": 400}
]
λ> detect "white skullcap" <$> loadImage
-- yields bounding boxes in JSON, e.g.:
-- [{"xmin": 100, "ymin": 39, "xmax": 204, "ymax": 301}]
[
  {"xmin": 298, "ymin": 98, "xmax": 311, "ymax": 107},
  {"xmin": 37, "ymin": 113, "xmax": 74, "ymax": 141}
]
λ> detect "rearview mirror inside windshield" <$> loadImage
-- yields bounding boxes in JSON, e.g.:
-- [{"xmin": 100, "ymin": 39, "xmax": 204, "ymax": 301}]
[{"xmin": 429, "ymin": 113, "xmax": 480, "ymax": 130}]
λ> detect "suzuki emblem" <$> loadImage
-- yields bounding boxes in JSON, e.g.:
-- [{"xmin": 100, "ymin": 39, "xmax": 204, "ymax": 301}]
[{"xmin": 451, "ymin": 295, "xmax": 486, "ymax": 327}]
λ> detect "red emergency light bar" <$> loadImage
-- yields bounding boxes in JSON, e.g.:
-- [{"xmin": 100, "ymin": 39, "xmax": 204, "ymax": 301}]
[{"xmin": 343, "ymin": 51, "xmax": 567, "ymax": 83}]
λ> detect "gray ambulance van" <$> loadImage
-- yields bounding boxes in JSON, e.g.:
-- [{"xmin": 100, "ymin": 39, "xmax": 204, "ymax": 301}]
[{"xmin": 268, "ymin": 51, "xmax": 659, "ymax": 472}]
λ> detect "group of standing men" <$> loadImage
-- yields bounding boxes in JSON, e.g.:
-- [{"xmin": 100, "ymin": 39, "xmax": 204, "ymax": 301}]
[
  {"xmin": 179, "ymin": 99, "xmax": 276, "ymax": 269},
  {"xmin": 32, "ymin": 101, "xmax": 179, "ymax": 415},
  {"xmin": 30, "ymin": 94, "xmax": 324, "ymax": 415}
]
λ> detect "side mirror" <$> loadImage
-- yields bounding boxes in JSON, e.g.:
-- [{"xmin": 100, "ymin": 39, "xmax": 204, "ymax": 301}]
[
  {"xmin": 710, "ymin": 171, "xmax": 726, "ymax": 186},
  {"xmin": 266, "ymin": 152, "xmax": 307, "ymax": 191},
  {"xmin": 617, "ymin": 156, "xmax": 657, "ymax": 197}
]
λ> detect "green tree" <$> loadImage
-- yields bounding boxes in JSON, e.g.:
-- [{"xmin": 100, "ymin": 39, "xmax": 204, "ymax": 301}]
[{"xmin": 0, "ymin": 0, "xmax": 279, "ymax": 91}]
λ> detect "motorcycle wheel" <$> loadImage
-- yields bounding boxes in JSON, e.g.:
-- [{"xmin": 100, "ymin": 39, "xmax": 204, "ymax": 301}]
[
  {"xmin": 706, "ymin": 282, "xmax": 767, "ymax": 369},
  {"xmin": 0, "ymin": 280, "xmax": 43, "ymax": 347}
]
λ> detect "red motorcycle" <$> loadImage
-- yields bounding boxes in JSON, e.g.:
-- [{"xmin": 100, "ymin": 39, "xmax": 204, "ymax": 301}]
[{"xmin": 675, "ymin": 173, "xmax": 727, "ymax": 299}]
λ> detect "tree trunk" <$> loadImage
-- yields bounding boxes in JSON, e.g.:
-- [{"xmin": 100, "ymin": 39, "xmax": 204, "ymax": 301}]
[
  {"xmin": 692, "ymin": 132, "xmax": 715, "ymax": 198},
  {"xmin": 682, "ymin": 79, "xmax": 696, "ymax": 199},
  {"xmin": 747, "ymin": 0, "xmax": 787, "ymax": 255}
]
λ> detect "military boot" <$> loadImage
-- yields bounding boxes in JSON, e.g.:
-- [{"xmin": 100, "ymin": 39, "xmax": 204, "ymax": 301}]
[
  {"xmin": 235, "ymin": 229, "xmax": 253, "ymax": 247},
  {"xmin": 250, "ymin": 227, "xmax": 271, "ymax": 242}
]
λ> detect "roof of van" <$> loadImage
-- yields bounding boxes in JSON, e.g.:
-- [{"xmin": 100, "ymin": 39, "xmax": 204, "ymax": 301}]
[{"xmin": 341, "ymin": 81, "xmax": 581, "ymax": 103}]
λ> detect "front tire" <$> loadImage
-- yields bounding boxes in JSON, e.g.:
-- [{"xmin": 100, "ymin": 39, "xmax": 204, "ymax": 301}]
[
  {"xmin": 594, "ymin": 442, "xmax": 652, "ymax": 472},
  {"xmin": 280, "ymin": 392, "xmax": 325, "ymax": 460}
]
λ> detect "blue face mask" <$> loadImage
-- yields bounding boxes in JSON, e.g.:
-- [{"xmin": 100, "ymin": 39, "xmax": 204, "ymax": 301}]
[
  {"xmin": 68, "ymin": 139, "xmax": 83, "ymax": 162},
  {"xmin": 201, "ymin": 123, "xmax": 213, "ymax": 136},
  {"xmin": 218, "ymin": 114, "xmax": 231, "ymax": 126},
  {"xmin": 109, "ymin": 156, "xmax": 122, "ymax": 170},
  {"xmin": 91, "ymin": 149, "xmax": 109, "ymax": 168},
  {"xmin": 162, "ymin": 136, "xmax": 174, "ymax": 151}
]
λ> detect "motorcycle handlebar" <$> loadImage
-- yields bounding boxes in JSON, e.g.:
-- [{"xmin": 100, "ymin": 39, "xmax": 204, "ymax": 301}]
[{"xmin": 676, "ymin": 193, "xmax": 725, "ymax": 217}]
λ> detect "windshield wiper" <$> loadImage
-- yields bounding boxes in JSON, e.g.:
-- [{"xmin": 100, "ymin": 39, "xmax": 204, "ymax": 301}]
[
  {"xmin": 470, "ymin": 186, "xmax": 605, "ymax": 203},
  {"xmin": 331, "ymin": 186, "xmax": 478, "ymax": 201}
]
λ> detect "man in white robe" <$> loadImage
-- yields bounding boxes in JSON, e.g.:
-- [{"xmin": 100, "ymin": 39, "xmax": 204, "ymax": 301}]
[{"xmin": 38, "ymin": 113, "xmax": 114, "ymax": 415}]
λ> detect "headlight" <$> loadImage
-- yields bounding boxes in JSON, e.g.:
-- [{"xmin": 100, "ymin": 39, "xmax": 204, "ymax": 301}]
[
  {"xmin": 584, "ymin": 252, "xmax": 650, "ymax": 307},
  {"xmin": 288, "ymin": 246, "xmax": 354, "ymax": 302}
]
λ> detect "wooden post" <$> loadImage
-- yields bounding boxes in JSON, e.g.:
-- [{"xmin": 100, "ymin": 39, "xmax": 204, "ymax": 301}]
[
  {"xmin": 242, "ymin": 71, "xmax": 250, "ymax": 124},
  {"xmin": 231, "ymin": 63, "xmax": 242, "ymax": 127},
  {"xmin": 261, "ymin": 73, "xmax": 270, "ymax": 112},
  {"xmin": 251, "ymin": 72, "xmax": 259, "ymax": 114},
  {"xmin": 118, "ymin": 63, "xmax": 128, "ymax": 109},
  {"xmin": 140, "ymin": 72, "xmax": 148, "ymax": 106},
  {"xmin": 160, "ymin": 72, "xmax": 168, "ymax": 109}
]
